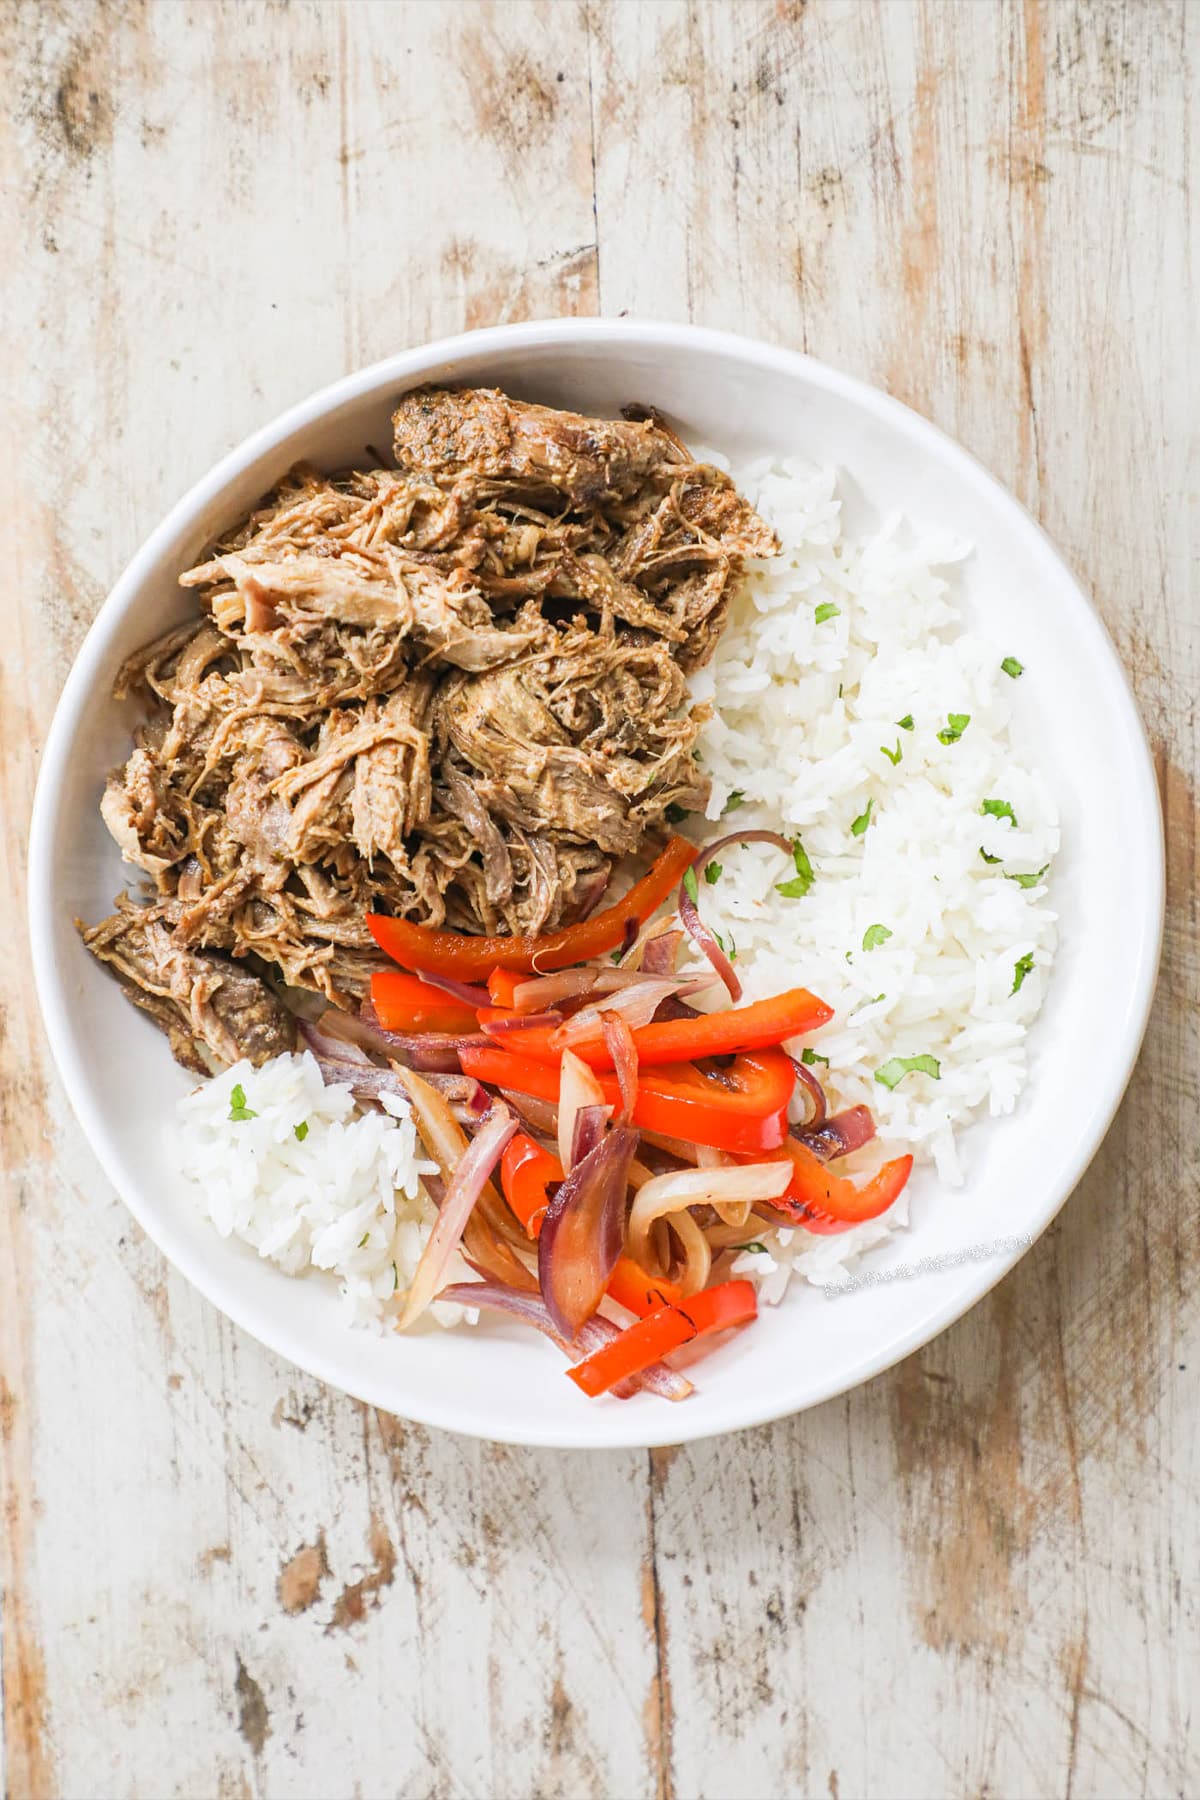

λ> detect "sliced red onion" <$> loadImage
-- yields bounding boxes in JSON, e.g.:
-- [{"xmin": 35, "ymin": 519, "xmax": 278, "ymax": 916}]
[
  {"xmin": 788, "ymin": 1057, "xmax": 828, "ymax": 1131},
  {"xmin": 795, "ymin": 1105, "xmax": 876, "ymax": 1162},
  {"xmin": 627, "ymin": 1161, "xmax": 792, "ymax": 1271},
  {"xmin": 557, "ymin": 1048, "xmax": 607, "ymax": 1175},
  {"xmin": 651, "ymin": 995, "xmax": 701, "ymax": 1024},
  {"xmin": 398, "ymin": 1101, "xmax": 518, "ymax": 1327},
  {"xmin": 678, "ymin": 830, "xmax": 793, "ymax": 1002},
  {"xmin": 500, "ymin": 1088, "xmax": 559, "ymax": 1136},
  {"xmin": 641, "ymin": 929, "xmax": 683, "ymax": 975},
  {"xmin": 397, "ymin": 1069, "xmax": 535, "ymax": 1286},
  {"xmin": 299, "ymin": 1022, "xmax": 402, "ymax": 1098},
  {"xmin": 538, "ymin": 1126, "xmax": 639, "ymax": 1339},
  {"xmin": 462, "ymin": 1212, "xmax": 541, "ymax": 1290},
  {"xmin": 301, "ymin": 1016, "xmax": 373, "ymax": 1064},
  {"xmin": 416, "ymin": 969, "xmax": 492, "ymax": 1009},
  {"xmin": 678, "ymin": 879, "xmax": 739, "ymax": 1002},
  {"xmin": 430, "ymin": 1074, "xmax": 492, "ymax": 1121},
  {"xmin": 409, "ymin": 1037, "xmax": 491, "ymax": 1073},
  {"xmin": 306, "ymin": 1049, "xmax": 407, "ymax": 1101},
  {"xmin": 511, "ymin": 969, "xmax": 597, "ymax": 1011},
  {"xmin": 590, "ymin": 966, "xmax": 703, "ymax": 993},
  {"xmin": 553, "ymin": 976, "xmax": 709, "ymax": 1047},
  {"xmin": 481, "ymin": 1009, "xmax": 563, "ymax": 1036},
  {"xmin": 603, "ymin": 1014, "xmax": 639, "ymax": 1124},
  {"xmin": 299, "ymin": 1022, "xmax": 487, "ymax": 1118},
  {"xmin": 570, "ymin": 1102, "xmax": 608, "ymax": 1169},
  {"xmin": 691, "ymin": 828, "xmax": 794, "ymax": 878},
  {"xmin": 437, "ymin": 1279, "xmax": 693, "ymax": 1401},
  {"xmin": 349, "ymin": 1001, "xmax": 488, "ymax": 1071}
]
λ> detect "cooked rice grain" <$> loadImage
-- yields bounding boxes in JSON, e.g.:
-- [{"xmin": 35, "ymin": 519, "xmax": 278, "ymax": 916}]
[
  {"xmin": 175, "ymin": 1052, "xmax": 476, "ymax": 1328},
  {"xmin": 688, "ymin": 459, "xmax": 1058, "ymax": 1291}
]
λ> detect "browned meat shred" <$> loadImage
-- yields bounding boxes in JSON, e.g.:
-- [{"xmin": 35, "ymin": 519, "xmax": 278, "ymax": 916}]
[{"xmin": 84, "ymin": 385, "xmax": 778, "ymax": 1068}]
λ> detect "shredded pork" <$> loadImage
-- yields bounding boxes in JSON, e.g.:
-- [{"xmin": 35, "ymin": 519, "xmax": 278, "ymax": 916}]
[{"xmin": 83, "ymin": 387, "xmax": 778, "ymax": 1067}]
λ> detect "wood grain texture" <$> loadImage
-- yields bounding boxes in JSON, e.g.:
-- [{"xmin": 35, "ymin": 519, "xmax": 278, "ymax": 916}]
[{"xmin": 1, "ymin": 2, "xmax": 1196, "ymax": 1797}]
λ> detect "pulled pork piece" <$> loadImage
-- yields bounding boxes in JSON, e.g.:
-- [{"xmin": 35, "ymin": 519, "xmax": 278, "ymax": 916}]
[
  {"xmin": 85, "ymin": 385, "xmax": 777, "ymax": 1069},
  {"xmin": 82, "ymin": 899, "xmax": 296, "ymax": 1072},
  {"xmin": 392, "ymin": 386, "xmax": 683, "ymax": 508}
]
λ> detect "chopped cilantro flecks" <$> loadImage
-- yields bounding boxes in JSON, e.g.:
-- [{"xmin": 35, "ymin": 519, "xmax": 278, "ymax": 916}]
[
  {"xmin": 862, "ymin": 923, "xmax": 892, "ymax": 951},
  {"xmin": 838, "ymin": 683, "xmax": 844, "ymax": 699},
  {"xmin": 937, "ymin": 713, "xmax": 971, "ymax": 745},
  {"xmin": 851, "ymin": 798, "xmax": 874, "ymax": 837},
  {"xmin": 665, "ymin": 802, "xmax": 690, "ymax": 824},
  {"xmin": 610, "ymin": 948, "xmax": 624, "ymax": 963},
  {"xmin": 714, "ymin": 929, "xmax": 738, "ymax": 962},
  {"xmin": 392, "ymin": 1263, "xmax": 400, "ymax": 1292},
  {"xmin": 814, "ymin": 601, "xmax": 840, "ymax": 625},
  {"xmin": 683, "ymin": 865, "xmax": 700, "ymax": 904},
  {"xmin": 704, "ymin": 860, "xmax": 723, "ymax": 885},
  {"xmin": 800, "ymin": 1048, "xmax": 829, "ymax": 1067},
  {"xmin": 897, "ymin": 714, "xmax": 915, "ymax": 731},
  {"xmin": 981, "ymin": 798, "xmax": 1018, "ymax": 827},
  {"xmin": 1007, "ymin": 864, "xmax": 1049, "ymax": 889},
  {"xmin": 723, "ymin": 789, "xmax": 746, "ymax": 814},
  {"xmin": 736, "ymin": 1242, "xmax": 769, "ymax": 1255},
  {"xmin": 293, "ymin": 1120, "xmax": 309, "ymax": 1142},
  {"xmin": 1012, "ymin": 952, "xmax": 1035, "ymax": 994},
  {"xmin": 228, "ymin": 1083, "xmax": 258, "ymax": 1123},
  {"xmin": 776, "ymin": 837, "xmax": 814, "ymax": 899},
  {"xmin": 980, "ymin": 848, "xmax": 1002, "ymax": 865},
  {"xmin": 1001, "ymin": 656, "xmax": 1024, "ymax": 679},
  {"xmin": 874, "ymin": 1054, "xmax": 941, "ymax": 1090},
  {"xmin": 881, "ymin": 740, "xmax": 902, "ymax": 766},
  {"xmin": 358, "ymin": 1232, "xmax": 370, "ymax": 1248}
]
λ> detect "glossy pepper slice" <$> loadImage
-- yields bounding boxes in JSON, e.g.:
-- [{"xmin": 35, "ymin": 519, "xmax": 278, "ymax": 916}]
[
  {"xmin": 459, "ymin": 1045, "xmax": 795, "ymax": 1155},
  {"xmin": 370, "ymin": 970, "xmax": 482, "ymax": 1036},
  {"xmin": 367, "ymin": 836, "xmax": 697, "ymax": 980},
  {"xmin": 566, "ymin": 1280, "xmax": 759, "ymax": 1397},
  {"xmin": 500, "ymin": 1133, "xmax": 563, "ymax": 1238},
  {"xmin": 487, "ymin": 968, "xmax": 524, "ymax": 1009},
  {"xmin": 752, "ymin": 1138, "xmax": 913, "ymax": 1226},
  {"xmin": 486, "ymin": 988, "xmax": 834, "ymax": 1069},
  {"xmin": 499, "ymin": 1140, "xmax": 688, "ymax": 1315},
  {"xmin": 605, "ymin": 1257, "xmax": 684, "ymax": 1318}
]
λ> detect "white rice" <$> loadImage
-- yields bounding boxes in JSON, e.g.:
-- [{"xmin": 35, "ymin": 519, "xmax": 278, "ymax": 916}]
[
  {"xmin": 175, "ymin": 1052, "xmax": 477, "ymax": 1329},
  {"xmin": 174, "ymin": 457, "xmax": 1058, "ymax": 1324},
  {"xmin": 688, "ymin": 458, "xmax": 1058, "ymax": 1295}
]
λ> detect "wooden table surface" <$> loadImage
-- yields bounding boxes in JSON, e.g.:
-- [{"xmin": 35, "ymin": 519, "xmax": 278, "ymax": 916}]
[{"xmin": 2, "ymin": 3, "xmax": 1196, "ymax": 1796}]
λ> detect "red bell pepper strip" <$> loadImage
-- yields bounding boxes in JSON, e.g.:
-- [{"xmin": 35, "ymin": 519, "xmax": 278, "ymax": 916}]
[
  {"xmin": 499, "ymin": 1139, "xmax": 689, "ymax": 1313},
  {"xmin": 490, "ymin": 988, "xmax": 834, "ymax": 1069},
  {"xmin": 370, "ymin": 970, "xmax": 482, "ymax": 1036},
  {"xmin": 500, "ymin": 1133, "xmax": 562, "ymax": 1238},
  {"xmin": 567, "ymin": 1280, "xmax": 759, "ymax": 1396},
  {"xmin": 487, "ymin": 968, "xmax": 523, "ymax": 1008},
  {"xmin": 751, "ymin": 1138, "xmax": 913, "ymax": 1226},
  {"xmin": 367, "ymin": 836, "xmax": 696, "ymax": 980},
  {"xmin": 605, "ymin": 1257, "xmax": 683, "ymax": 1318},
  {"xmin": 459, "ymin": 1044, "xmax": 795, "ymax": 1155}
]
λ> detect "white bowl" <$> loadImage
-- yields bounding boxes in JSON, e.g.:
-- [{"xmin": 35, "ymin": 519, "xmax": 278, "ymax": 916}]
[{"xmin": 28, "ymin": 320, "xmax": 1163, "ymax": 1449}]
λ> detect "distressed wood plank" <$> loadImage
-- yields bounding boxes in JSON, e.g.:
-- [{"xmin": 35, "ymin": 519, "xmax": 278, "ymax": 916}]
[
  {"xmin": 2, "ymin": 5, "xmax": 653, "ymax": 1799},
  {"xmin": 2, "ymin": 2, "xmax": 1197, "ymax": 1798},
  {"xmin": 590, "ymin": 3, "xmax": 1199, "ymax": 1796}
]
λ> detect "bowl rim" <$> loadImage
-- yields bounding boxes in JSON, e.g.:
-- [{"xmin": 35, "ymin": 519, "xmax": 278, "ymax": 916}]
[{"xmin": 27, "ymin": 317, "xmax": 1165, "ymax": 1447}]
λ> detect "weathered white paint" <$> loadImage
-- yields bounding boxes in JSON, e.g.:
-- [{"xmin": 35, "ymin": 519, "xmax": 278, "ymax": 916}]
[{"xmin": 2, "ymin": 3, "xmax": 1196, "ymax": 1796}]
